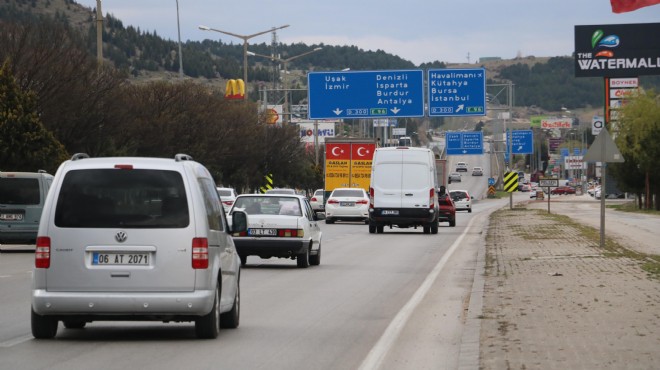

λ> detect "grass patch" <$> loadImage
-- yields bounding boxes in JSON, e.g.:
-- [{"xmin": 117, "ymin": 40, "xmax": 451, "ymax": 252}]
[
  {"xmin": 539, "ymin": 210, "xmax": 660, "ymax": 279},
  {"xmin": 486, "ymin": 207, "xmax": 660, "ymax": 280},
  {"xmin": 607, "ymin": 201, "xmax": 660, "ymax": 216}
]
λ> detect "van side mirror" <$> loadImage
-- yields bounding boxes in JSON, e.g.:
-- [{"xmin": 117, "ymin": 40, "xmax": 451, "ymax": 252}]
[{"xmin": 231, "ymin": 210, "xmax": 248, "ymax": 233}]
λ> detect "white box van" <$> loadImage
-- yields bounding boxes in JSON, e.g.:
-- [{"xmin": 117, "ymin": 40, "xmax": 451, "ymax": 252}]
[{"xmin": 368, "ymin": 147, "xmax": 439, "ymax": 234}]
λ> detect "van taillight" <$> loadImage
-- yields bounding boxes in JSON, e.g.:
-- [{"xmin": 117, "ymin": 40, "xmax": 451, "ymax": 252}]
[
  {"xmin": 35, "ymin": 237, "xmax": 51, "ymax": 268},
  {"xmin": 192, "ymin": 237, "xmax": 209, "ymax": 269},
  {"xmin": 429, "ymin": 188, "xmax": 435, "ymax": 209},
  {"xmin": 114, "ymin": 164, "xmax": 133, "ymax": 170},
  {"xmin": 369, "ymin": 187, "xmax": 374, "ymax": 208}
]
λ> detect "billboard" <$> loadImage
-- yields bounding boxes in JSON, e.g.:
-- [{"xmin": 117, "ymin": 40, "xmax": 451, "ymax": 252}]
[
  {"xmin": 298, "ymin": 121, "xmax": 336, "ymax": 143},
  {"xmin": 575, "ymin": 23, "xmax": 660, "ymax": 78}
]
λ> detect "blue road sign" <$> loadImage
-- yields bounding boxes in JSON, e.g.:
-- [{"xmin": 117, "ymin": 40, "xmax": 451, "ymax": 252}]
[
  {"xmin": 308, "ymin": 70, "xmax": 424, "ymax": 119},
  {"xmin": 488, "ymin": 177, "xmax": 495, "ymax": 186},
  {"xmin": 427, "ymin": 68, "xmax": 486, "ymax": 117},
  {"xmin": 446, "ymin": 131, "xmax": 484, "ymax": 155},
  {"xmin": 507, "ymin": 129, "xmax": 534, "ymax": 154}
]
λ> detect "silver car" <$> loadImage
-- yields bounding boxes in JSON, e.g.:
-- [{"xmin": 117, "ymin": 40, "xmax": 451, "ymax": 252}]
[
  {"xmin": 31, "ymin": 153, "xmax": 247, "ymax": 339},
  {"xmin": 230, "ymin": 194, "xmax": 323, "ymax": 268}
]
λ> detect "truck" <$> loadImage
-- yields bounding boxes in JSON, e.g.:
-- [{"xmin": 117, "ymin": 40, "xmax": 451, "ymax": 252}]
[
  {"xmin": 323, "ymin": 138, "xmax": 378, "ymax": 200},
  {"xmin": 435, "ymin": 158, "xmax": 447, "ymax": 192}
]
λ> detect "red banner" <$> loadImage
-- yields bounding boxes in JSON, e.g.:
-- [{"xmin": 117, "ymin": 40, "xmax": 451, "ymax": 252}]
[{"xmin": 611, "ymin": 0, "xmax": 660, "ymax": 13}]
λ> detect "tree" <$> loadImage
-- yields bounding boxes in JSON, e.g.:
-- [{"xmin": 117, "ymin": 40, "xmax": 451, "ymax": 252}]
[
  {"xmin": 0, "ymin": 61, "xmax": 68, "ymax": 173},
  {"xmin": 0, "ymin": 18, "xmax": 128, "ymax": 156},
  {"xmin": 614, "ymin": 89, "xmax": 660, "ymax": 210}
]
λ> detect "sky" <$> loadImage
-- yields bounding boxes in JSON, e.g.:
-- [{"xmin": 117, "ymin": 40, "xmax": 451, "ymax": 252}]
[{"xmin": 76, "ymin": 0, "xmax": 660, "ymax": 65}]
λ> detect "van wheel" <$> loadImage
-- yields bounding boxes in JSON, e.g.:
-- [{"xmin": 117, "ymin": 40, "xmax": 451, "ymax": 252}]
[
  {"xmin": 423, "ymin": 225, "xmax": 431, "ymax": 234},
  {"xmin": 297, "ymin": 245, "xmax": 310, "ymax": 268},
  {"xmin": 449, "ymin": 217, "xmax": 456, "ymax": 227},
  {"xmin": 220, "ymin": 281, "xmax": 240, "ymax": 329},
  {"xmin": 195, "ymin": 284, "xmax": 220, "ymax": 339},
  {"xmin": 31, "ymin": 308, "xmax": 58, "ymax": 339},
  {"xmin": 468, "ymin": 209, "xmax": 472, "ymax": 213},
  {"xmin": 368, "ymin": 222, "xmax": 376, "ymax": 234},
  {"xmin": 239, "ymin": 255, "xmax": 247, "ymax": 266},
  {"xmin": 63, "ymin": 320, "xmax": 86, "ymax": 329},
  {"xmin": 431, "ymin": 222, "xmax": 438, "ymax": 234},
  {"xmin": 309, "ymin": 243, "xmax": 321, "ymax": 266},
  {"xmin": 376, "ymin": 225, "xmax": 384, "ymax": 233},
  {"xmin": 325, "ymin": 218, "xmax": 334, "ymax": 224}
]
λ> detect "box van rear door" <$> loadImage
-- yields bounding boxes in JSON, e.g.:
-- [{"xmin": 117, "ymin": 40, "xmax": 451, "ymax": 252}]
[{"xmin": 372, "ymin": 151, "xmax": 403, "ymax": 209}]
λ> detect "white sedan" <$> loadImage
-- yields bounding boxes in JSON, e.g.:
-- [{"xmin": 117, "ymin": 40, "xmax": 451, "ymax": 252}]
[
  {"xmin": 324, "ymin": 188, "xmax": 370, "ymax": 224},
  {"xmin": 229, "ymin": 194, "xmax": 323, "ymax": 268}
]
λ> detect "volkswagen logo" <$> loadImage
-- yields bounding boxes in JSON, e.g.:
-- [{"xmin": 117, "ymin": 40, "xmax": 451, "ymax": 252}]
[{"xmin": 115, "ymin": 231, "xmax": 127, "ymax": 243}]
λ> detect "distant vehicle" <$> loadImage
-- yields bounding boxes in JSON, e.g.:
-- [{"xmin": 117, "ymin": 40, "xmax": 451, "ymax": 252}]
[
  {"xmin": 449, "ymin": 172, "xmax": 462, "ymax": 183},
  {"xmin": 551, "ymin": 186, "xmax": 576, "ymax": 195},
  {"xmin": 325, "ymin": 188, "xmax": 369, "ymax": 224},
  {"xmin": 518, "ymin": 183, "xmax": 532, "ymax": 192},
  {"xmin": 398, "ymin": 136, "xmax": 412, "ymax": 146},
  {"xmin": 456, "ymin": 162, "xmax": 468, "ymax": 172},
  {"xmin": 309, "ymin": 189, "xmax": 325, "ymax": 214},
  {"xmin": 1, "ymin": 170, "xmax": 53, "ymax": 244},
  {"xmin": 216, "ymin": 187, "xmax": 238, "ymax": 212},
  {"xmin": 229, "ymin": 194, "xmax": 323, "ymax": 268},
  {"xmin": 449, "ymin": 190, "xmax": 472, "ymax": 213},
  {"xmin": 471, "ymin": 167, "xmax": 483, "ymax": 176}
]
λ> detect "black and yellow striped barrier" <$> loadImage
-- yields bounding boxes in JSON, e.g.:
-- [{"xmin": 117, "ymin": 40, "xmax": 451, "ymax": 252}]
[{"xmin": 503, "ymin": 171, "xmax": 518, "ymax": 193}]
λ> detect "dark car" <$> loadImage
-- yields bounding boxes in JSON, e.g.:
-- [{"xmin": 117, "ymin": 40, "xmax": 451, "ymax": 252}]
[
  {"xmin": 437, "ymin": 195, "xmax": 456, "ymax": 227},
  {"xmin": 550, "ymin": 186, "xmax": 576, "ymax": 195}
]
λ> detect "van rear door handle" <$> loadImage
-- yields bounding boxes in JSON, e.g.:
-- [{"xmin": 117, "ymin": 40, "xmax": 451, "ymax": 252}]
[{"xmin": 405, "ymin": 193, "xmax": 413, "ymax": 196}]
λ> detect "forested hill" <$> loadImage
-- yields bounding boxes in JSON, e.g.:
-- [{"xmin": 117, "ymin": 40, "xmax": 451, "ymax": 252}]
[{"xmin": 1, "ymin": 0, "xmax": 659, "ymax": 111}]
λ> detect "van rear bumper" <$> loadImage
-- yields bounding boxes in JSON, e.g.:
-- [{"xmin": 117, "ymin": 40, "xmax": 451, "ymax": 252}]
[
  {"xmin": 32, "ymin": 289, "xmax": 214, "ymax": 317},
  {"xmin": 369, "ymin": 208, "xmax": 436, "ymax": 226},
  {"xmin": 0, "ymin": 227, "xmax": 38, "ymax": 244}
]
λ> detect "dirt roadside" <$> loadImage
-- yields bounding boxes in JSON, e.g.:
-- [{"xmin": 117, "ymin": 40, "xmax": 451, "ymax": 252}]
[{"xmin": 478, "ymin": 195, "xmax": 660, "ymax": 369}]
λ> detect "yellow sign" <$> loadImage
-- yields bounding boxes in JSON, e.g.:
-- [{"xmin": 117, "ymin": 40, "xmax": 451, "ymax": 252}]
[
  {"xmin": 503, "ymin": 171, "xmax": 518, "ymax": 193},
  {"xmin": 225, "ymin": 79, "xmax": 245, "ymax": 100},
  {"xmin": 266, "ymin": 109, "xmax": 279, "ymax": 125}
]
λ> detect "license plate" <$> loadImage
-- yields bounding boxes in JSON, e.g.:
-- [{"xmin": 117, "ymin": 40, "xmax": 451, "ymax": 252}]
[
  {"xmin": 381, "ymin": 210, "xmax": 399, "ymax": 215},
  {"xmin": 0, "ymin": 213, "xmax": 23, "ymax": 221},
  {"xmin": 93, "ymin": 252, "xmax": 150, "ymax": 265},
  {"xmin": 249, "ymin": 228, "xmax": 277, "ymax": 236},
  {"xmin": 340, "ymin": 202, "xmax": 355, "ymax": 207}
]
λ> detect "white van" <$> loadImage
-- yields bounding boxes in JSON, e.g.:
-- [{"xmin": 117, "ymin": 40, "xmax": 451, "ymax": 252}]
[
  {"xmin": 368, "ymin": 147, "xmax": 439, "ymax": 234},
  {"xmin": 31, "ymin": 153, "xmax": 247, "ymax": 339}
]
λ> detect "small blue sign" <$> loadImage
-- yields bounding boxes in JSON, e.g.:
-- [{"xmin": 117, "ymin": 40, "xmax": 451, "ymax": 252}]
[
  {"xmin": 446, "ymin": 131, "xmax": 484, "ymax": 155},
  {"xmin": 573, "ymin": 148, "xmax": 581, "ymax": 156},
  {"xmin": 561, "ymin": 148, "xmax": 570, "ymax": 157},
  {"xmin": 488, "ymin": 177, "xmax": 495, "ymax": 186},
  {"xmin": 427, "ymin": 68, "xmax": 486, "ymax": 117},
  {"xmin": 308, "ymin": 70, "xmax": 425, "ymax": 119},
  {"xmin": 505, "ymin": 129, "xmax": 534, "ymax": 156}
]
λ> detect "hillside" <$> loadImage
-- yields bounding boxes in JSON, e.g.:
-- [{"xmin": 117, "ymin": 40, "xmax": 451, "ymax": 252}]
[{"xmin": 2, "ymin": 0, "xmax": 660, "ymax": 117}]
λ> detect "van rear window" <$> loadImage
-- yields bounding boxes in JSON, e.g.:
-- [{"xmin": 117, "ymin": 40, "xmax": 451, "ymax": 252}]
[
  {"xmin": 54, "ymin": 169, "xmax": 189, "ymax": 228},
  {"xmin": 0, "ymin": 178, "xmax": 40, "ymax": 205}
]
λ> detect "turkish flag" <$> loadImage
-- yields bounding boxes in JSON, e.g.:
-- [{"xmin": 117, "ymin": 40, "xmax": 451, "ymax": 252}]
[{"xmin": 611, "ymin": 0, "xmax": 660, "ymax": 13}]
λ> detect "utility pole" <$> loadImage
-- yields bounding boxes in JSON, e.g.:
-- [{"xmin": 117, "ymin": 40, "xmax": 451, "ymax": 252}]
[{"xmin": 96, "ymin": 0, "xmax": 103, "ymax": 70}]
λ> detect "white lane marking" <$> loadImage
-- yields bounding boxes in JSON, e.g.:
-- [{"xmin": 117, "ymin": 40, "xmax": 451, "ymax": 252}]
[
  {"xmin": 0, "ymin": 334, "xmax": 33, "ymax": 348},
  {"xmin": 358, "ymin": 214, "xmax": 480, "ymax": 370}
]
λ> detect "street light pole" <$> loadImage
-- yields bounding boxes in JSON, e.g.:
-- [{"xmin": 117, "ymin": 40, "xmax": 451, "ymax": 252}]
[
  {"xmin": 176, "ymin": 0, "xmax": 183, "ymax": 78},
  {"xmin": 198, "ymin": 24, "xmax": 290, "ymax": 101},
  {"xmin": 247, "ymin": 47, "xmax": 322, "ymax": 124}
]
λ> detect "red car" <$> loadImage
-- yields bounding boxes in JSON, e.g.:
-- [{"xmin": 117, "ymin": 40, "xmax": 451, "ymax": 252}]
[
  {"xmin": 437, "ymin": 195, "xmax": 456, "ymax": 227},
  {"xmin": 550, "ymin": 186, "xmax": 576, "ymax": 195}
]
